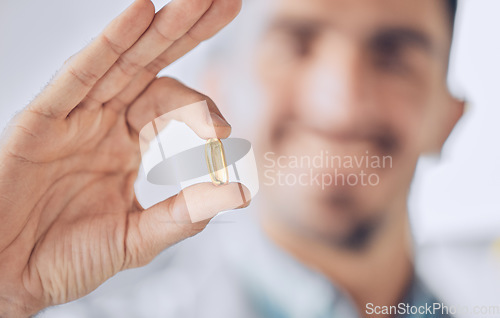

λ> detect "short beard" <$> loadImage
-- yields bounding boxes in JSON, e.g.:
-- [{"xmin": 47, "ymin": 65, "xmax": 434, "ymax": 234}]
[
  {"xmin": 304, "ymin": 211, "xmax": 386, "ymax": 252},
  {"xmin": 331, "ymin": 216, "xmax": 383, "ymax": 251}
]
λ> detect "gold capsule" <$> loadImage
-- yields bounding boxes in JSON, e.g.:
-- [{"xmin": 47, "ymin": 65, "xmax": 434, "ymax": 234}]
[{"xmin": 205, "ymin": 138, "xmax": 229, "ymax": 186}]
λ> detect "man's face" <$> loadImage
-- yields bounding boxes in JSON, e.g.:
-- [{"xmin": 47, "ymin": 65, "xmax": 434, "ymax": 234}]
[{"xmin": 255, "ymin": 0, "xmax": 461, "ymax": 247}]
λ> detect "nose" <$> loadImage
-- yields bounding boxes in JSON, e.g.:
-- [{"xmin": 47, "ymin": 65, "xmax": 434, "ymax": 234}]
[{"xmin": 296, "ymin": 35, "xmax": 377, "ymax": 135}]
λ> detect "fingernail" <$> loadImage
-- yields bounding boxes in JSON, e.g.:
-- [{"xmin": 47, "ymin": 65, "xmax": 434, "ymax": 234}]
[
  {"xmin": 208, "ymin": 112, "xmax": 231, "ymax": 128},
  {"xmin": 236, "ymin": 199, "xmax": 251, "ymax": 209},
  {"xmin": 235, "ymin": 183, "xmax": 251, "ymax": 209}
]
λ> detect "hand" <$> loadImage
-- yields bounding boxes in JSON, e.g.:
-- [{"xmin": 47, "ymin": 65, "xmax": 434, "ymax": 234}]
[{"xmin": 0, "ymin": 0, "xmax": 245, "ymax": 316}]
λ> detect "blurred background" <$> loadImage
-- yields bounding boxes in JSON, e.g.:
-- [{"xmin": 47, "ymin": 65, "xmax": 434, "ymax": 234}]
[{"xmin": 1, "ymin": 0, "xmax": 499, "ymax": 316}]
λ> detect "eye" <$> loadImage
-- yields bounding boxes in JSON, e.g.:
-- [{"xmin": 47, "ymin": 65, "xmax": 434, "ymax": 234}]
[
  {"xmin": 264, "ymin": 31, "xmax": 312, "ymax": 59},
  {"xmin": 372, "ymin": 37, "xmax": 407, "ymax": 71},
  {"xmin": 369, "ymin": 29, "xmax": 433, "ymax": 75},
  {"xmin": 288, "ymin": 28, "xmax": 316, "ymax": 57},
  {"xmin": 265, "ymin": 25, "xmax": 317, "ymax": 59}
]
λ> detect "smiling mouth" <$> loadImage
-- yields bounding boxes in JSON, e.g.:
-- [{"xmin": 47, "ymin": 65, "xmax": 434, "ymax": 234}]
[{"xmin": 272, "ymin": 118, "xmax": 400, "ymax": 155}]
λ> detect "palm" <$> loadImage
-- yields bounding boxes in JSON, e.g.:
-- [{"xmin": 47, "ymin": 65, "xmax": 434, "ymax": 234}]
[
  {"xmin": 12, "ymin": 107, "xmax": 141, "ymax": 305},
  {"xmin": 0, "ymin": 0, "xmax": 246, "ymax": 316}
]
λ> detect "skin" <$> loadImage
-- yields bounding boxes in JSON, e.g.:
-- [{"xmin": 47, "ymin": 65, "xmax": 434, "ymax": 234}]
[
  {"xmin": 0, "ymin": 0, "xmax": 248, "ymax": 316},
  {"xmin": 254, "ymin": 0, "xmax": 463, "ymax": 315}
]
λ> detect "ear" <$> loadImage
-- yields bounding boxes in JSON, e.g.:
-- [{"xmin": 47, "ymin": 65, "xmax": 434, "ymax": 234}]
[{"xmin": 424, "ymin": 93, "xmax": 465, "ymax": 154}]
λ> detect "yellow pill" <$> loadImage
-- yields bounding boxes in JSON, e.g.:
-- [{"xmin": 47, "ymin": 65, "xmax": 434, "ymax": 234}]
[{"xmin": 205, "ymin": 138, "xmax": 229, "ymax": 186}]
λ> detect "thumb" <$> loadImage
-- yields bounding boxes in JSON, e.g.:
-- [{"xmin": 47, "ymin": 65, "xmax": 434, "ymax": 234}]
[{"xmin": 123, "ymin": 182, "xmax": 250, "ymax": 269}]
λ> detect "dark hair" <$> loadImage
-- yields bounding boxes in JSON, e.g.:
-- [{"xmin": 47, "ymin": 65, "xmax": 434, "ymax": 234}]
[{"xmin": 447, "ymin": 0, "xmax": 458, "ymax": 27}]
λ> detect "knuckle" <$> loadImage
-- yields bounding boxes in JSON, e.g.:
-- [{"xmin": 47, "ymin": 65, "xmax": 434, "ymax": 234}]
[
  {"xmin": 154, "ymin": 76, "xmax": 182, "ymax": 87},
  {"xmin": 26, "ymin": 104, "xmax": 60, "ymax": 120},
  {"xmin": 66, "ymin": 65, "xmax": 99, "ymax": 88},
  {"xmin": 100, "ymin": 34, "xmax": 127, "ymax": 56},
  {"xmin": 151, "ymin": 77, "xmax": 214, "ymax": 109},
  {"xmin": 115, "ymin": 55, "xmax": 142, "ymax": 77},
  {"xmin": 151, "ymin": 77, "xmax": 184, "ymax": 97},
  {"xmin": 145, "ymin": 56, "xmax": 169, "ymax": 74},
  {"xmin": 152, "ymin": 22, "xmax": 178, "ymax": 43}
]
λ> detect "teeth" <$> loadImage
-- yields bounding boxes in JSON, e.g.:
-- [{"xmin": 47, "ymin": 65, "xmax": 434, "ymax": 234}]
[{"xmin": 205, "ymin": 138, "xmax": 229, "ymax": 186}]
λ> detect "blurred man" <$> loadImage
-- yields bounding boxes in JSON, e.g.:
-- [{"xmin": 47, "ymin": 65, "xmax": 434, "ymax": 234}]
[
  {"xmin": 251, "ymin": 0, "xmax": 462, "ymax": 316},
  {"xmin": 0, "ymin": 0, "xmax": 462, "ymax": 317}
]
